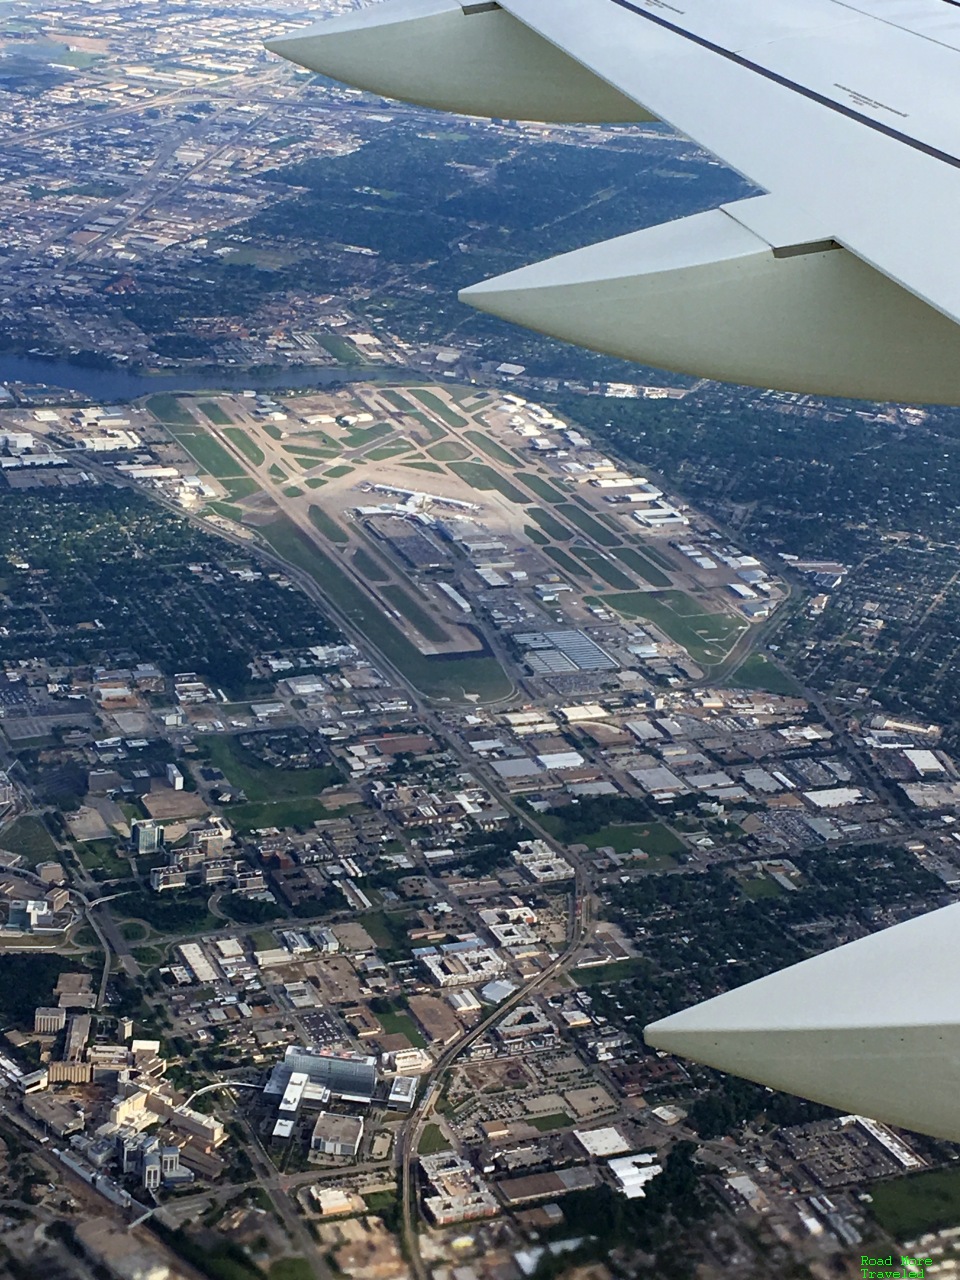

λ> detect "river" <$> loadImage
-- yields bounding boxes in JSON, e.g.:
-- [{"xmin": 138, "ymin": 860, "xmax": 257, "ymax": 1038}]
[{"xmin": 0, "ymin": 354, "xmax": 402, "ymax": 403}]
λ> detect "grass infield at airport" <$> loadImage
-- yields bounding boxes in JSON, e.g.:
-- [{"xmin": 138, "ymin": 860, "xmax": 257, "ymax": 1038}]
[{"xmin": 598, "ymin": 589, "xmax": 747, "ymax": 666}]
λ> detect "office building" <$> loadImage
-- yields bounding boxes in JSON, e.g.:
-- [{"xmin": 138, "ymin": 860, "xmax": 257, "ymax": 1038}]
[
  {"xmin": 34, "ymin": 1007, "xmax": 67, "ymax": 1035},
  {"xmin": 310, "ymin": 1113, "xmax": 364, "ymax": 1158},
  {"xmin": 133, "ymin": 820, "xmax": 162, "ymax": 856}
]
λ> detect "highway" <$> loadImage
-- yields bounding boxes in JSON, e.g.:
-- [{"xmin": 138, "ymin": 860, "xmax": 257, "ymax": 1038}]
[{"xmin": 394, "ymin": 879, "xmax": 593, "ymax": 1280}]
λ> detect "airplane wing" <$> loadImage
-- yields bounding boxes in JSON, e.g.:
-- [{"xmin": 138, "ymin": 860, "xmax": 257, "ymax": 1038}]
[
  {"xmin": 645, "ymin": 901, "xmax": 960, "ymax": 1143},
  {"xmin": 267, "ymin": 0, "xmax": 960, "ymax": 404}
]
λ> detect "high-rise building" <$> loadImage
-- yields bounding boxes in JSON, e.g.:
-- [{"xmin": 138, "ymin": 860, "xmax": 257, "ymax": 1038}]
[{"xmin": 132, "ymin": 820, "xmax": 162, "ymax": 856}]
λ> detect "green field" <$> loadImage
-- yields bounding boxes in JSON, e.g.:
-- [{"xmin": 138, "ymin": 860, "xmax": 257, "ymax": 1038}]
[
  {"xmin": 200, "ymin": 736, "xmax": 340, "ymax": 803},
  {"xmin": 319, "ymin": 334, "xmax": 364, "ymax": 364},
  {"xmin": 324, "ymin": 464, "xmax": 355, "ymax": 479},
  {"xmin": 402, "ymin": 460, "xmax": 443, "ymax": 474},
  {"xmin": 77, "ymin": 842, "xmax": 129, "ymax": 878},
  {"xmin": 517, "ymin": 473, "xmax": 566, "ymax": 504},
  {"xmin": 407, "ymin": 414, "xmax": 447, "ymax": 443},
  {"xmin": 228, "ymin": 797, "xmax": 346, "ymax": 835},
  {"xmin": 428, "ymin": 441, "xmax": 470, "ymax": 462},
  {"xmin": 418, "ymin": 1124, "xmax": 451, "ymax": 1155},
  {"xmin": 449, "ymin": 386, "xmax": 483, "ymax": 406},
  {"xmin": 580, "ymin": 822, "xmax": 683, "ymax": 859},
  {"xmin": 574, "ymin": 546, "xmax": 635, "ymax": 590},
  {"xmin": 611, "ymin": 545, "xmax": 672, "ymax": 588},
  {"xmin": 198, "ymin": 401, "xmax": 233, "ymax": 426},
  {"xmin": 52, "ymin": 48, "xmax": 102, "ymax": 69},
  {"xmin": 269, "ymin": 1260, "xmax": 313, "ymax": 1280},
  {"xmin": 601, "ymin": 589, "xmax": 747, "ymax": 666},
  {"xmin": 381, "ymin": 390, "xmax": 411, "ymax": 411},
  {"xmin": 528, "ymin": 507, "xmax": 573, "ymax": 541},
  {"xmin": 870, "ymin": 1168, "xmax": 960, "ymax": 1238},
  {"xmin": 0, "ymin": 815, "xmax": 58, "ymax": 864},
  {"xmin": 364, "ymin": 1191, "xmax": 399, "ymax": 1214},
  {"xmin": 343, "ymin": 423, "xmax": 391, "ymax": 449},
  {"xmin": 258, "ymin": 516, "xmax": 513, "ymax": 702},
  {"xmin": 529, "ymin": 1112, "xmax": 573, "ymax": 1132},
  {"xmin": 360, "ymin": 910, "xmax": 408, "ymax": 951},
  {"xmin": 382, "ymin": 584, "xmax": 450, "ymax": 643},
  {"xmin": 222, "ymin": 477, "xmax": 260, "ymax": 501},
  {"xmin": 450, "ymin": 461, "xmax": 529, "ymax": 505},
  {"xmin": 557, "ymin": 503, "xmax": 620, "ymax": 547},
  {"xmin": 573, "ymin": 959, "xmax": 646, "ymax": 987},
  {"xmin": 308, "ymin": 505, "xmax": 349, "ymax": 544},
  {"xmin": 353, "ymin": 547, "xmax": 390, "ymax": 582},
  {"xmin": 724, "ymin": 653, "xmax": 803, "ymax": 696},
  {"xmin": 283, "ymin": 486, "xmax": 304, "ymax": 498},
  {"xmin": 305, "ymin": 478, "xmax": 327, "ymax": 489},
  {"xmin": 544, "ymin": 546, "xmax": 590, "ymax": 579},
  {"xmin": 631, "ymin": 539, "xmax": 674, "ymax": 570},
  {"xmin": 378, "ymin": 1008, "xmax": 427, "ymax": 1049},
  {"xmin": 284, "ymin": 444, "xmax": 339, "ymax": 459},
  {"xmin": 121, "ymin": 890, "xmax": 218, "ymax": 937},
  {"xmin": 207, "ymin": 501, "xmax": 243, "ymax": 523},
  {"xmin": 464, "ymin": 429, "xmax": 518, "ymax": 467},
  {"xmin": 524, "ymin": 525, "xmax": 550, "ymax": 546},
  {"xmin": 167, "ymin": 431, "xmax": 244, "ymax": 478},
  {"xmin": 739, "ymin": 875, "xmax": 786, "ymax": 901},
  {"xmin": 269, "ymin": 464, "xmax": 287, "ymax": 483},
  {"xmin": 367, "ymin": 443, "xmax": 412, "ymax": 461},
  {"xmin": 411, "ymin": 389, "xmax": 467, "ymax": 428},
  {"xmin": 223, "ymin": 427, "xmax": 265, "ymax": 467},
  {"xmin": 146, "ymin": 394, "xmax": 195, "ymax": 428}
]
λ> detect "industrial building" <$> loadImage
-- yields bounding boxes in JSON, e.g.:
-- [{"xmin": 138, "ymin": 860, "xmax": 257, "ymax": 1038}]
[
  {"xmin": 310, "ymin": 1112, "xmax": 364, "ymax": 1157},
  {"xmin": 513, "ymin": 630, "xmax": 619, "ymax": 674}
]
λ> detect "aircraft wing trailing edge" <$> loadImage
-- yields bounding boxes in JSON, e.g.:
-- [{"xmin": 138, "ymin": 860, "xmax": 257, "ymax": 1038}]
[
  {"xmin": 646, "ymin": 902, "xmax": 960, "ymax": 1142},
  {"xmin": 268, "ymin": 0, "xmax": 960, "ymax": 404}
]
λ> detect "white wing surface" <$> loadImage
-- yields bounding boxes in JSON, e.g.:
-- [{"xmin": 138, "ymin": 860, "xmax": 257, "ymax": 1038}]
[
  {"xmin": 268, "ymin": 0, "xmax": 960, "ymax": 402},
  {"xmin": 645, "ymin": 902, "xmax": 960, "ymax": 1142}
]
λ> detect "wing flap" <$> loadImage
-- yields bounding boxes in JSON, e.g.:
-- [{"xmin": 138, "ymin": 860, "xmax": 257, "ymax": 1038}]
[
  {"xmin": 461, "ymin": 200, "xmax": 960, "ymax": 402},
  {"xmin": 265, "ymin": 0, "xmax": 651, "ymax": 124}
]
